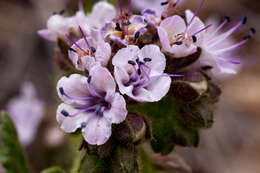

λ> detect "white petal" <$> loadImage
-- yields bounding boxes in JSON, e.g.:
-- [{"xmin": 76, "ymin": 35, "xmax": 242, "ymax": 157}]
[
  {"xmin": 89, "ymin": 65, "xmax": 116, "ymax": 97},
  {"xmin": 127, "ymin": 75, "xmax": 171, "ymax": 102},
  {"xmin": 112, "ymin": 45, "xmax": 140, "ymax": 68},
  {"xmin": 57, "ymin": 74, "xmax": 91, "ymax": 106},
  {"xmin": 160, "ymin": 15, "xmax": 186, "ymax": 37},
  {"xmin": 138, "ymin": 45, "xmax": 166, "ymax": 75},
  {"xmin": 114, "ymin": 67, "xmax": 133, "ymax": 95},
  {"xmin": 103, "ymin": 93, "xmax": 127, "ymax": 124},
  {"xmin": 82, "ymin": 115, "xmax": 112, "ymax": 145},
  {"xmin": 87, "ymin": 1, "xmax": 116, "ymax": 28},
  {"xmin": 56, "ymin": 103, "xmax": 90, "ymax": 133},
  {"xmin": 37, "ymin": 29, "xmax": 57, "ymax": 42}
]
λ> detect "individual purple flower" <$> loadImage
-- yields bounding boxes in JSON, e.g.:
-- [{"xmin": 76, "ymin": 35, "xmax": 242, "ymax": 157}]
[
  {"xmin": 56, "ymin": 65, "xmax": 127, "ymax": 145},
  {"xmin": 196, "ymin": 15, "xmax": 255, "ymax": 79},
  {"xmin": 38, "ymin": 1, "xmax": 116, "ymax": 42},
  {"xmin": 67, "ymin": 27, "xmax": 111, "ymax": 71},
  {"xmin": 7, "ymin": 82, "xmax": 45, "ymax": 147},
  {"xmin": 112, "ymin": 45, "xmax": 179, "ymax": 102},
  {"xmin": 102, "ymin": 0, "xmax": 147, "ymax": 46},
  {"xmin": 157, "ymin": 1, "xmax": 210, "ymax": 58}
]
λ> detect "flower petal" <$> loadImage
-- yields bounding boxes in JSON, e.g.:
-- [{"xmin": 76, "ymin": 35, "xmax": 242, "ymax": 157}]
[
  {"xmin": 138, "ymin": 45, "xmax": 166, "ymax": 75},
  {"xmin": 82, "ymin": 115, "xmax": 112, "ymax": 145},
  {"xmin": 128, "ymin": 75, "xmax": 171, "ymax": 102},
  {"xmin": 112, "ymin": 45, "xmax": 140, "ymax": 71},
  {"xmin": 87, "ymin": 1, "xmax": 116, "ymax": 29},
  {"xmin": 114, "ymin": 67, "xmax": 134, "ymax": 95},
  {"xmin": 160, "ymin": 15, "xmax": 186, "ymax": 37},
  {"xmin": 56, "ymin": 103, "xmax": 90, "ymax": 133},
  {"xmin": 157, "ymin": 26, "xmax": 171, "ymax": 52},
  {"xmin": 95, "ymin": 41, "xmax": 111, "ymax": 67},
  {"xmin": 103, "ymin": 93, "xmax": 127, "ymax": 124},
  {"xmin": 57, "ymin": 74, "xmax": 91, "ymax": 106},
  {"xmin": 37, "ymin": 29, "xmax": 56, "ymax": 42},
  {"xmin": 89, "ymin": 65, "xmax": 116, "ymax": 97}
]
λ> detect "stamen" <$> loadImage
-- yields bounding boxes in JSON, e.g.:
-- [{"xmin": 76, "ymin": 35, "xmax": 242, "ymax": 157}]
[
  {"xmin": 175, "ymin": 41, "xmax": 183, "ymax": 45},
  {"xmin": 242, "ymin": 16, "xmax": 247, "ymax": 24},
  {"xmin": 144, "ymin": 58, "xmax": 152, "ymax": 62},
  {"xmin": 208, "ymin": 18, "xmax": 246, "ymax": 49},
  {"xmin": 118, "ymin": 0, "xmax": 123, "ymax": 20},
  {"xmin": 161, "ymin": 1, "xmax": 169, "ymax": 6},
  {"xmin": 87, "ymin": 81, "xmax": 103, "ymax": 98},
  {"xmin": 250, "ymin": 27, "xmax": 256, "ymax": 34},
  {"xmin": 209, "ymin": 16, "xmax": 231, "ymax": 38},
  {"xmin": 95, "ymin": 106, "xmax": 101, "ymax": 115},
  {"xmin": 90, "ymin": 47, "xmax": 96, "ymax": 53},
  {"xmin": 128, "ymin": 60, "xmax": 136, "ymax": 66},
  {"xmin": 243, "ymin": 35, "xmax": 251, "ymax": 40},
  {"xmin": 134, "ymin": 31, "xmax": 140, "ymax": 39},
  {"xmin": 81, "ymin": 122, "xmax": 87, "ymax": 128},
  {"xmin": 214, "ymin": 36, "xmax": 250, "ymax": 54},
  {"xmin": 69, "ymin": 48, "xmax": 76, "ymax": 52},
  {"xmin": 186, "ymin": 0, "xmax": 205, "ymax": 29},
  {"xmin": 66, "ymin": 34, "xmax": 88, "ymax": 55},
  {"xmin": 61, "ymin": 110, "xmax": 69, "ymax": 117},
  {"xmin": 115, "ymin": 23, "xmax": 122, "ymax": 31},
  {"xmin": 173, "ymin": 0, "xmax": 181, "ymax": 7},
  {"xmin": 78, "ymin": 0, "xmax": 84, "ymax": 12},
  {"xmin": 192, "ymin": 24, "xmax": 212, "ymax": 36},
  {"xmin": 123, "ymin": 21, "xmax": 131, "ymax": 26},
  {"xmin": 228, "ymin": 60, "xmax": 240, "ymax": 64},
  {"xmin": 70, "ymin": 104, "xmax": 101, "ymax": 117},
  {"xmin": 192, "ymin": 35, "xmax": 197, "ymax": 43},
  {"xmin": 127, "ymin": 0, "xmax": 132, "ymax": 20},
  {"xmin": 59, "ymin": 87, "xmax": 65, "ymax": 95},
  {"xmin": 59, "ymin": 9, "xmax": 65, "ymax": 15},
  {"xmin": 225, "ymin": 16, "xmax": 231, "ymax": 23},
  {"xmin": 59, "ymin": 87, "xmax": 97, "ymax": 101},
  {"xmin": 87, "ymin": 76, "xmax": 92, "ymax": 83},
  {"xmin": 137, "ymin": 68, "xmax": 142, "ymax": 75},
  {"xmin": 79, "ymin": 26, "xmax": 93, "ymax": 53}
]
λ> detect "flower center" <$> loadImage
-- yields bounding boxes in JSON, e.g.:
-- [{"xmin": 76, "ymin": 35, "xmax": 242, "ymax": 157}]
[
  {"xmin": 59, "ymin": 76, "xmax": 109, "ymax": 119},
  {"xmin": 125, "ymin": 57, "xmax": 182, "ymax": 95}
]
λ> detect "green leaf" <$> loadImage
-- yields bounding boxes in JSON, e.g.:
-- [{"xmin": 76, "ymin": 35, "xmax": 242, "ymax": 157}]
[
  {"xmin": 139, "ymin": 148, "xmax": 157, "ymax": 173},
  {"xmin": 128, "ymin": 96, "xmax": 199, "ymax": 154},
  {"xmin": 0, "ymin": 112, "xmax": 30, "ymax": 173},
  {"xmin": 41, "ymin": 167, "xmax": 66, "ymax": 173}
]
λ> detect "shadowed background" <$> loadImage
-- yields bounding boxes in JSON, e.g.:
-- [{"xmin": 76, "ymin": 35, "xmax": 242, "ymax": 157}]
[{"xmin": 0, "ymin": 0, "xmax": 259, "ymax": 172}]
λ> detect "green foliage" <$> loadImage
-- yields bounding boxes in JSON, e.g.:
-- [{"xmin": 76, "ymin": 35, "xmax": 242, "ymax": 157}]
[
  {"xmin": 0, "ymin": 112, "xmax": 30, "ymax": 173},
  {"xmin": 41, "ymin": 167, "xmax": 66, "ymax": 173},
  {"xmin": 128, "ymin": 96, "xmax": 199, "ymax": 154},
  {"xmin": 139, "ymin": 148, "xmax": 157, "ymax": 173}
]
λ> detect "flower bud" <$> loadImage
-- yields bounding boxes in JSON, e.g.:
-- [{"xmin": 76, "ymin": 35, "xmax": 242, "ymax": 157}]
[
  {"xmin": 171, "ymin": 71, "xmax": 208, "ymax": 102},
  {"xmin": 166, "ymin": 48, "xmax": 201, "ymax": 72},
  {"xmin": 113, "ymin": 113, "xmax": 150, "ymax": 144}
]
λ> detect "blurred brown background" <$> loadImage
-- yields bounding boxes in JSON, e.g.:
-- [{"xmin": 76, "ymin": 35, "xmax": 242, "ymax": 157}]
[{"xmin": 0, "ymin": 0, "xmax": 260, "ymax": 172}]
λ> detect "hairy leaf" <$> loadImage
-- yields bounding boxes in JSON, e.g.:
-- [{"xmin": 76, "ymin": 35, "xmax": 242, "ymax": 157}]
[
  {"xmin": 128, "ymin": 96, "xmax": 199, "ymax": 154},
  {"xmin": 0, "ymin": 112, "xmax": 30, "ymax": 173},
  {"xmin": 41, "ymin": 167, "xmax": 66, "ymax": 173}
]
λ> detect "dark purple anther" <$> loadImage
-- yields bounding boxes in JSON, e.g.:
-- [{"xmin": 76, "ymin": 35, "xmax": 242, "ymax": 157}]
[
  {"xmin": 61, "ymin": 110, "xmax": 69, "ymax": 117},
  {"xmin": 87, "ymin": 76, "xmax": 92, "ymax": 83}
]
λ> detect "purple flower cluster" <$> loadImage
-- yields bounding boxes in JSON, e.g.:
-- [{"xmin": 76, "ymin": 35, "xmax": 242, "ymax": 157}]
[{"xmin": 39, "ymin": 0, "xmax": 254, "ymax": 145}]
